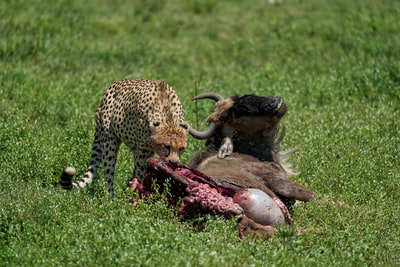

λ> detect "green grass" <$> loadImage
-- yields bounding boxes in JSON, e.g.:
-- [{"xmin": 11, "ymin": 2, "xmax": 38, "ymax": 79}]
[{"xmin": 1, "ymin": 0, "xmax": 399, "ymax": 266}]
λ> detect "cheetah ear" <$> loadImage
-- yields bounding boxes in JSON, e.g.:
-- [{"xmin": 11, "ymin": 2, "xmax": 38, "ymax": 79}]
[{"xmin": 157, "ymin": 80, "xmax": 167, "ymax": 89}]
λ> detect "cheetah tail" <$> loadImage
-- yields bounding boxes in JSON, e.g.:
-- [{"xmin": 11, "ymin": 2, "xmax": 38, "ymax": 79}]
[{"xmin": 59, "ymin": 167, "xmax": 76, "ymax": 190}]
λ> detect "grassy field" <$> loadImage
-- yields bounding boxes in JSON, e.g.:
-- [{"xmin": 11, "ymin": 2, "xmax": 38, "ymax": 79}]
[{"xmin": 1, "ymin": 0, "xmax": 399, "ymax": 266}]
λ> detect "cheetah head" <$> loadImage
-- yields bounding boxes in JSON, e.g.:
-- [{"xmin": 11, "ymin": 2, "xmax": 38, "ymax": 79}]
[{"xmin": 150, "ymin": 122, "xmax": 188, "ymax": 163}]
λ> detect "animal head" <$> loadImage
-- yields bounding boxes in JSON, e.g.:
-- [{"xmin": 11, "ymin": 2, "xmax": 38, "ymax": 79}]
[
  {"xmin": 150, "ymin": 122, "xmax": 188, "ymax": 163},
  {"xmin": 188, "ymin": 92, "xmax": 287, "ymax": 150}
]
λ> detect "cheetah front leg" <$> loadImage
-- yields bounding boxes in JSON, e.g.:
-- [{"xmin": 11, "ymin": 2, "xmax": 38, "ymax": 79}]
[
  {"xmin": 101, "ymin": 137, "xmax": 121, "ymax": 197},
  {"xmin": 133, "ymin": 148, "xmax": 154, "ymax": 183}
]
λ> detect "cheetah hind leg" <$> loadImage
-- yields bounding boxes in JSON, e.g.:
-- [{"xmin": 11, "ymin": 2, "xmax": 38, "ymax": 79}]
[{"xmin": 100, "ymin": 137, "xmax": 121, "ymax": 197}]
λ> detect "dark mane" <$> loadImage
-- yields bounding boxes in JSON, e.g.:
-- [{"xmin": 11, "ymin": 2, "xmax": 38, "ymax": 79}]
[
  {"xmin": 219, "ymin": 95, "xmax": 286, "ymax": 122},
  {"xmin": 188, "ymin": 124, "xmax": 286, "ymax": 168}
]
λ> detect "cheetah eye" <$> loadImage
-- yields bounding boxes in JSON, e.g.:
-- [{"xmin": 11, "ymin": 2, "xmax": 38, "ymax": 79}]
[
  {"xmin": 152, "ymin": 122, "xmax": 160, "ymax": 127},
  {"xmin": 179, "ymin": 147, "xmax": 185, "ymax": 154}
]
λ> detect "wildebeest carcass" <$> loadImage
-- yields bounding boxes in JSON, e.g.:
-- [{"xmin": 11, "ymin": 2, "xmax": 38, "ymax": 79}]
[
  {"xmin": 187, "ymin": 92, "xmax": 315, "ymax": 204},
  {"xmin": 130, "ymin": 92, "xmax": 315, "ymax": 238}
]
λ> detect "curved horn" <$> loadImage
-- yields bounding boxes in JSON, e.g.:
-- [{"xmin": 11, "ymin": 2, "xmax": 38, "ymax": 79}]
[
  {"xmin": 192, "ymin": 92, "xmax": 225, "ymax": 102},
  {"xmin": 188, "ymin": 122, "xmax": 217, "ymax": 140}
]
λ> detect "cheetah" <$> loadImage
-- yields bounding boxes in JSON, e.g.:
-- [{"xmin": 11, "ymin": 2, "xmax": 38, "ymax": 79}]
[{"xmin": 60, "ymin": 78, "xmax": 188, "ymax": 196}]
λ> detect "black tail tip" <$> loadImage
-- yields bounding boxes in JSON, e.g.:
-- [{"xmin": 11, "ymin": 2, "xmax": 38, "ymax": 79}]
[{"xmin": 60, "ymin": 167, "xmax": 76, "ymax": 190}]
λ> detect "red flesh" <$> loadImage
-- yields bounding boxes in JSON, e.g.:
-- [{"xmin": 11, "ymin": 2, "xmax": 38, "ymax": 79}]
[{"xmin": 130, "ymin": 158, "xmax": 292, "ymax": 224}]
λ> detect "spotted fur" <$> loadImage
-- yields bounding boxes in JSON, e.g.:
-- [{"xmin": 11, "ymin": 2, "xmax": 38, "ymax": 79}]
[{"xmin": 65, "ymin": 78, "xmax": 188, "ymax": 196}]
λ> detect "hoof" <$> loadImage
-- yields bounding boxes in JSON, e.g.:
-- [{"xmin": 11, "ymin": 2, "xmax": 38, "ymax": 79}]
[{"xmin": 237, "ymin": 215, "xmax": 275, "ymax": 240}]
